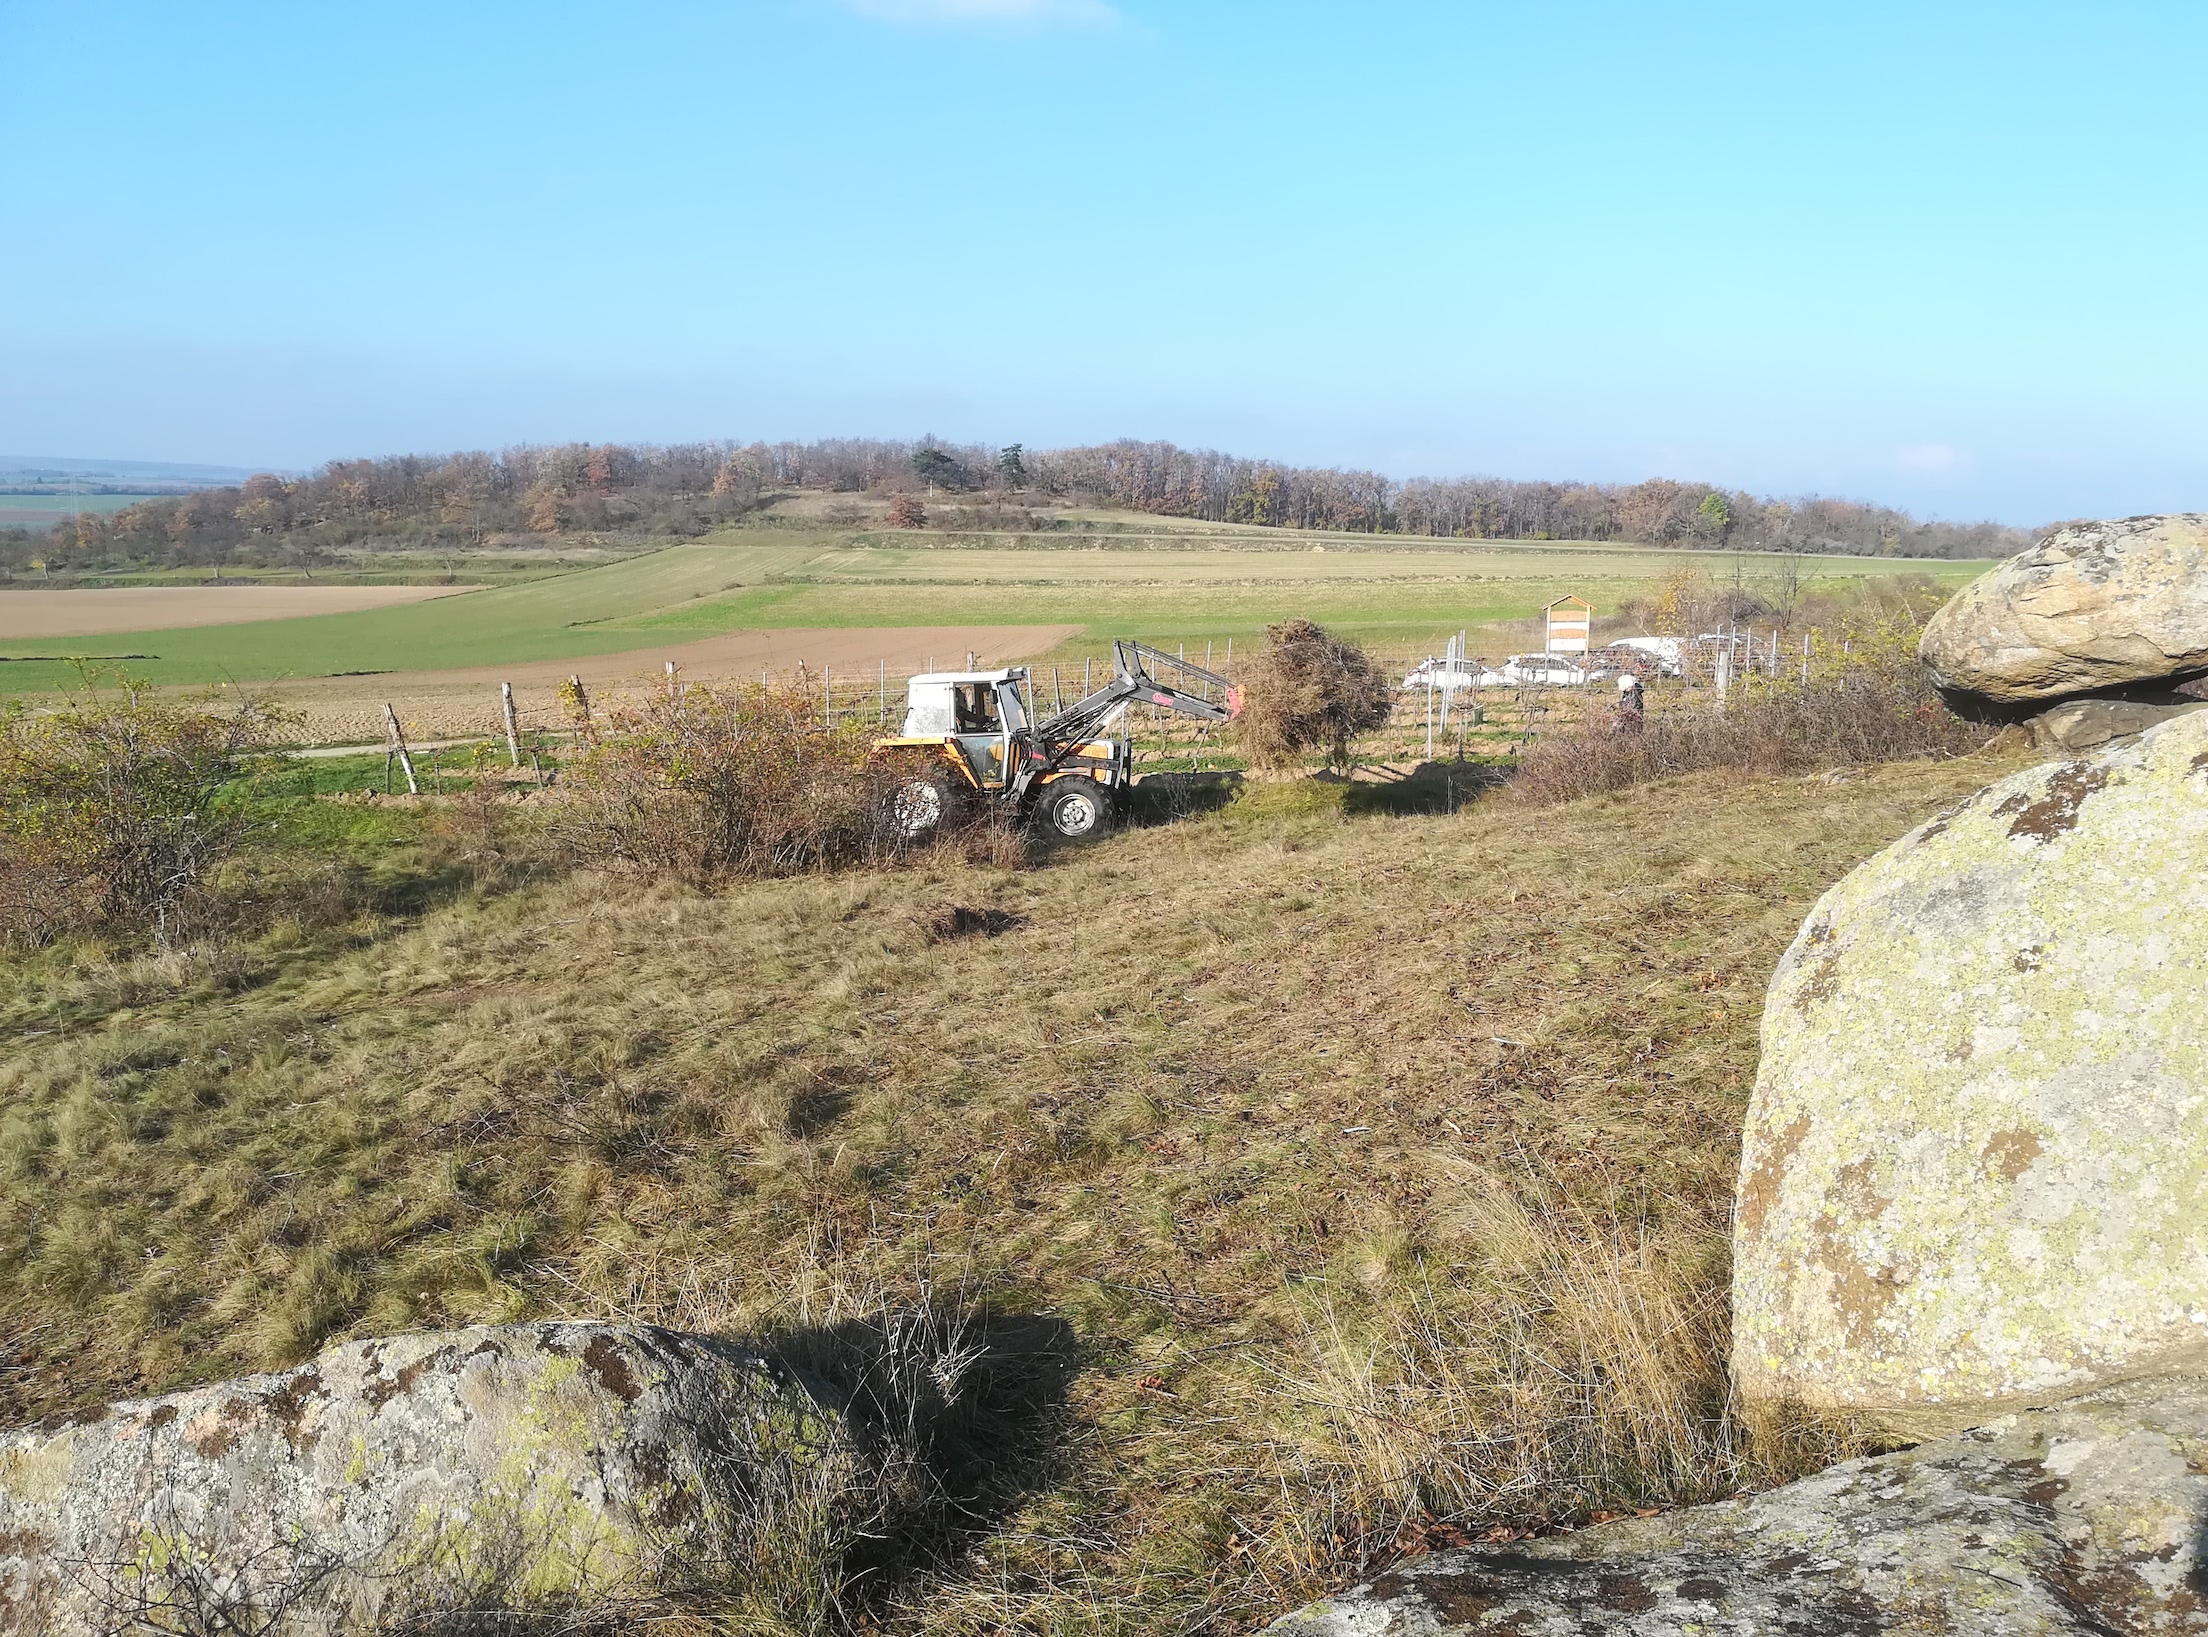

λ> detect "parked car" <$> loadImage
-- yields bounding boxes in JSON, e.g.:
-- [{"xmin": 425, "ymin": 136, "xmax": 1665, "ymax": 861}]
[
  {"xmin": 1399, "ymin": 657, "xmax": 1487, "ymax": 693},
  {"xmin": 1479, "ymin": 654, "xmax": 1591, "ymax": 687},
  {"xmin": 1591, "ymin": 635, "xmax": 1685, "ymax": 678}
]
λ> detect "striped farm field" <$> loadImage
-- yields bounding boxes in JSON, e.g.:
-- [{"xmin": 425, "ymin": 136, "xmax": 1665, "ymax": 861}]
[{"xmin": 0, "ymin": 518, "xmax": 1995, "ymax": 741}]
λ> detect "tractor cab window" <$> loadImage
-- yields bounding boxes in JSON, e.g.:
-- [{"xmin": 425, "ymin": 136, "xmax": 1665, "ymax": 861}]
[{"xmin": 953, "ymin": 684, "xmax": 1001, "ymax": 733}]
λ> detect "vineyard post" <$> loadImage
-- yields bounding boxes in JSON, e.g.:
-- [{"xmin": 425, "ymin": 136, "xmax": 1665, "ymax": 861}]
[{"xmin": 382, "ymin": 703, "xmax": 419, "ymax": 795}]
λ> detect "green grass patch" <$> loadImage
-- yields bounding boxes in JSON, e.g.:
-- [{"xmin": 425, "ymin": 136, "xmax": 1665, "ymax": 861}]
[{"xmin": 0, "ymin": 493, "xmax": 151, "ymax": 516}]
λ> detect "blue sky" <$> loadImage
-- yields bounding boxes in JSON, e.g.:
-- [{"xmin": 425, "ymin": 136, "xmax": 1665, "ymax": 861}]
[{"xmin": 3, "ymin": 0, "xmax": 2204, "ymax": 523}]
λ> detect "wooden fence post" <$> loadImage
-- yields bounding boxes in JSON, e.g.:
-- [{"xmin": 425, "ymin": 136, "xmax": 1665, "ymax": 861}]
[
  {"xmin": 500, "ymin": 682, "xmax": 522, "ymax": 768},
  {"xmin": 382, "ymin": 703, "xmax": 419, "ymax": 795}
]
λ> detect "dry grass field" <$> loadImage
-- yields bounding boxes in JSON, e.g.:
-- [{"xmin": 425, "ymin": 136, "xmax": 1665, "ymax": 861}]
[{"xmin": 0, "ymin": 746, "xmax": 2030, "ymax": 1632}]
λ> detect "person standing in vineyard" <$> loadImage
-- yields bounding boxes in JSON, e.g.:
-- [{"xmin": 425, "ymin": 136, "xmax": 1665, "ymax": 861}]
[{"xmin": 1614, "ymin": 673, "xmax": 1645, "ymax": 734}]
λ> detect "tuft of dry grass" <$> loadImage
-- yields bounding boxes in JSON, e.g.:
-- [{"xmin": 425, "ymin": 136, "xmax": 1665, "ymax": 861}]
[{"xmin": 0, "ymin": 753, "xmax": 2029, "ymax": 1632}]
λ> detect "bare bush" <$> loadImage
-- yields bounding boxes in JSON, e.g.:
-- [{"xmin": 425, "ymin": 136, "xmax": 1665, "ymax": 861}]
[
  {"xmin": 1511, "ymin": 601, "xmax": 1994, "ymax": 806},
  {"xmin": 553, "ymin": 680, "xmax": 994, "ymax": 883},
  {"xmin": 0, "ymin": 675, "xmax": 289, "ymax": 945},
  {"xmin": 1236, "ymin": 618, "xmax": 1394, "ymax": 774}
]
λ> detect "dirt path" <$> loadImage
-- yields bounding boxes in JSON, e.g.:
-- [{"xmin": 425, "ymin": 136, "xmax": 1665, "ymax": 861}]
[
  {"xmin": 0, "ymin": 586, "xmax": 475, "ymax": 638},
  {"xmin": 255, "ymin": 623, "xmax": 1082, "ymax": 744}
]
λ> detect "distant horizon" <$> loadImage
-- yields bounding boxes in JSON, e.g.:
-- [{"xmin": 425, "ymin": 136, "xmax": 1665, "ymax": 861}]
[{"xmin": 0, "ymin": 443, "xmax": 2058, "ymax": 531}]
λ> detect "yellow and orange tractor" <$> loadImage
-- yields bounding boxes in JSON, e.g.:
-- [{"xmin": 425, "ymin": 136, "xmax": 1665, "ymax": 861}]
[{"xmin": 874, "ymin": 640, "xmax": 1240, "ymax": 841}]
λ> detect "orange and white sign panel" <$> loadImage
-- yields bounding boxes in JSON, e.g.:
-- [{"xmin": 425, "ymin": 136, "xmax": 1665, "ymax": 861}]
[{"xmin": 1544, "ymin": 596, "xmax": 1592, "ymax": 654}]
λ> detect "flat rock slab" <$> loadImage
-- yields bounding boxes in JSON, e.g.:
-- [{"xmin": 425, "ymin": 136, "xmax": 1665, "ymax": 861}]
[
  {"xmin": 2027, "ymin": 695, "xmax": 2208, "ymax": 752},
  {"xmin": 1263, "ymin": 1374, "xmax": 2208, "ymax": 1636},
  {"xmin": 1921, "ymin": 514, "xmax": 2208, "ymax": 705},
  {"xmin": 0, "ymin": 1323, "xmax": 852, "ymax": 1635}
]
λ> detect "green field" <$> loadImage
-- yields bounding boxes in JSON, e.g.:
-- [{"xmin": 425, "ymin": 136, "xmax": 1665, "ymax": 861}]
[
  {"xmin": 0, "ymin": 493, "xmax": 155, "ymax": 520},
  {"xmin": 625, "ymin": 539, "xmax": 1987, "ymax": 655},
  {"xmin": 0, "ymin": 538, "xmax": 817, "ymax": 690},
  {"xmin": 0, "ymin": 519, "xmax": 1994, "ymax": 692}
]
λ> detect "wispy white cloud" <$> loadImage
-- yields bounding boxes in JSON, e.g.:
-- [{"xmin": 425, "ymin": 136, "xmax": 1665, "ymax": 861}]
[{"xmin": 840, "ymin": 0, "xmax": 1122, "ymax": 25}]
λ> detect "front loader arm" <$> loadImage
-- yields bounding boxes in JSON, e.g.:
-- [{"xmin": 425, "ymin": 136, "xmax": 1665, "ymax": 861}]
[
  {"xmin": 1035, "ymin": 641, "xmax": 1238, "ymax": 747},
  {"xmin": 1012, "ymin": 641, "xmax": 1241, "ymax": 804}
]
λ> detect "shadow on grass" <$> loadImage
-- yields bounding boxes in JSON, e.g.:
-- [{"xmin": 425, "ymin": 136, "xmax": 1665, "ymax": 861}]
[
  {"xmin": 765, "ymin": 1309, "xmax": 1080, "ymax": 1610},
  {"xmin": 1124, "ymin": 770, "xmax": 1245, "ymax": 827},
  {"xmin": 1123, "ymin": 762, "xmax": 1517, "ymax": 828},
  {"xmin": 1341, "ymin": 759, "xmax": 1513, "ymax": 817}
]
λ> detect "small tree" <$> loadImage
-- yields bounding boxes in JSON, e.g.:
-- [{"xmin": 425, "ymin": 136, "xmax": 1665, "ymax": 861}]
[
  {"xmin": 888, "ymin": 494, "xmax": 927, "ymax": 529},
  {"xmin": 911, "ymin": 447, "xmax": 967, "ymax": 492},
  {"xmin": 0, "ymin": 675, "xmax": 289, "ymax": 944},
  {"xmin": 996, "ymin": 443, "xmax": 1026, "ymax": 489},
  {"xmin": 1235, "ymin": 618, "xmax": 1393, "ymax": 774},
  {"xmin": 1695, "ymin": 491, "xmax": 1734, "ymax": 545}
]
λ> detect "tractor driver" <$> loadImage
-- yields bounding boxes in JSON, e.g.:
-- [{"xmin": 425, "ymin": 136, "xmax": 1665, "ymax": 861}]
[{"xmin": 953, "ymin": 683, "xmax": 1001, "ymax": 733}]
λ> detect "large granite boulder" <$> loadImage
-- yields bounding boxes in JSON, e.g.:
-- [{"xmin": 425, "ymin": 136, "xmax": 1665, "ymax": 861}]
[
  {"xmin": 1262, "ymin": 1374, "xmax": 2208, "ymax": 1635},
  {"xmin": 1733, "ymin": 710, "xmax": 2208, "ymax": 1436},
  {"xmin": 0, "ymin": 1323, "xmax": 855, "ymax": 1634},
  {"xmin": 1921, "ymin": 513, "xmax": 2208, "ymax": 705}
]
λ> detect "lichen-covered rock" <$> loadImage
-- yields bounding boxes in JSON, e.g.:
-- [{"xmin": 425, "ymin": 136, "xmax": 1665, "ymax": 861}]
[
  {"xmin": 0, "ymin": 1323, "xmax": 854, "ymax": 1634},
  {"xmin": 1263, "ymin": 1374, "xmax": 2208, "ymax": 1635},
  {"xmin": 1921, "ymin": 514, "xmax": 2208, "ymax": 704},
  {"xmin": 1733, "ymin": 710, "xmax": 2208, "ymax": 1435}
]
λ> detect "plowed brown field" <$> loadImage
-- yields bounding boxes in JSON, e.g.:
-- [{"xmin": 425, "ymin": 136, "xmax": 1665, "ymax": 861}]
[
  {"xmin": 0, "ymin": 586, "xmax": 474, "ymax": 639},
  {"xmin": 253, "ymin": 623, "xmax": 1081, "ymax": 744}
]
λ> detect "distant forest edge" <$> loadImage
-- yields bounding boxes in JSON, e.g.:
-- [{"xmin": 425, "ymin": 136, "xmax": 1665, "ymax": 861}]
[{"xmin": 3, "ymin": 437, "xmax": 2030, "ymax": 572}]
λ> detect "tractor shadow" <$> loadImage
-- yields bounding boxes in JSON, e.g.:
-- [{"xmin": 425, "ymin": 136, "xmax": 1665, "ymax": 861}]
[
  {"xmin": 1123, "ymin": 770, "xmax": 1244, "ymax": 827},
  {"xmin": 1339, "ymin": 758, "xmax": 1512, "ymax": 816}
]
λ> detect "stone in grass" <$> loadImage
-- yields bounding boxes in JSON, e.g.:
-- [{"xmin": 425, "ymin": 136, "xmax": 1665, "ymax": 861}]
[
  {"xmin": 1920, "ymin": 513, "xmax": 2208, "ymax": 706},
  {"xmin": 1262, "ymin": 1373, "xmax": 2208, "ymax": 1636},
  {"xmin": 1734, "ymin": 709, "xmax": 2208, "ymax": 1437},
  {"xmin": 0, "ymin": 1322, "xmax": 855, "ymax": 1636}
]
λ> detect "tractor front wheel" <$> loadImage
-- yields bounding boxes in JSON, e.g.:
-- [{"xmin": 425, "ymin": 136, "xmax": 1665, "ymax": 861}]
[{"xmin": 1032, "ymin": 777, "xmax": 1115, "ymax": 843}]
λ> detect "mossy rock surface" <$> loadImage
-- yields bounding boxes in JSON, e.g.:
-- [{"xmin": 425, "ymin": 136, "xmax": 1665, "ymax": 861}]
[
  {"xmin": 1734, "ymin": 711, "xmax": 2208, "ymax": 1434},
  {"xmin": 1263, "ymin": 1374, "xmax": 2208, "ymax": 1635},
  {"xmin": 0, "ymin": 1322, "xmax": 854, "ymax": 1634}
]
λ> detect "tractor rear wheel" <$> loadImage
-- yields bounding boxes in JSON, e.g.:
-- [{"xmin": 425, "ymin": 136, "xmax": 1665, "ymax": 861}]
[{"xmin": 1032, "ymin": 776, "xmax": 1115, "ymax": 842}]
